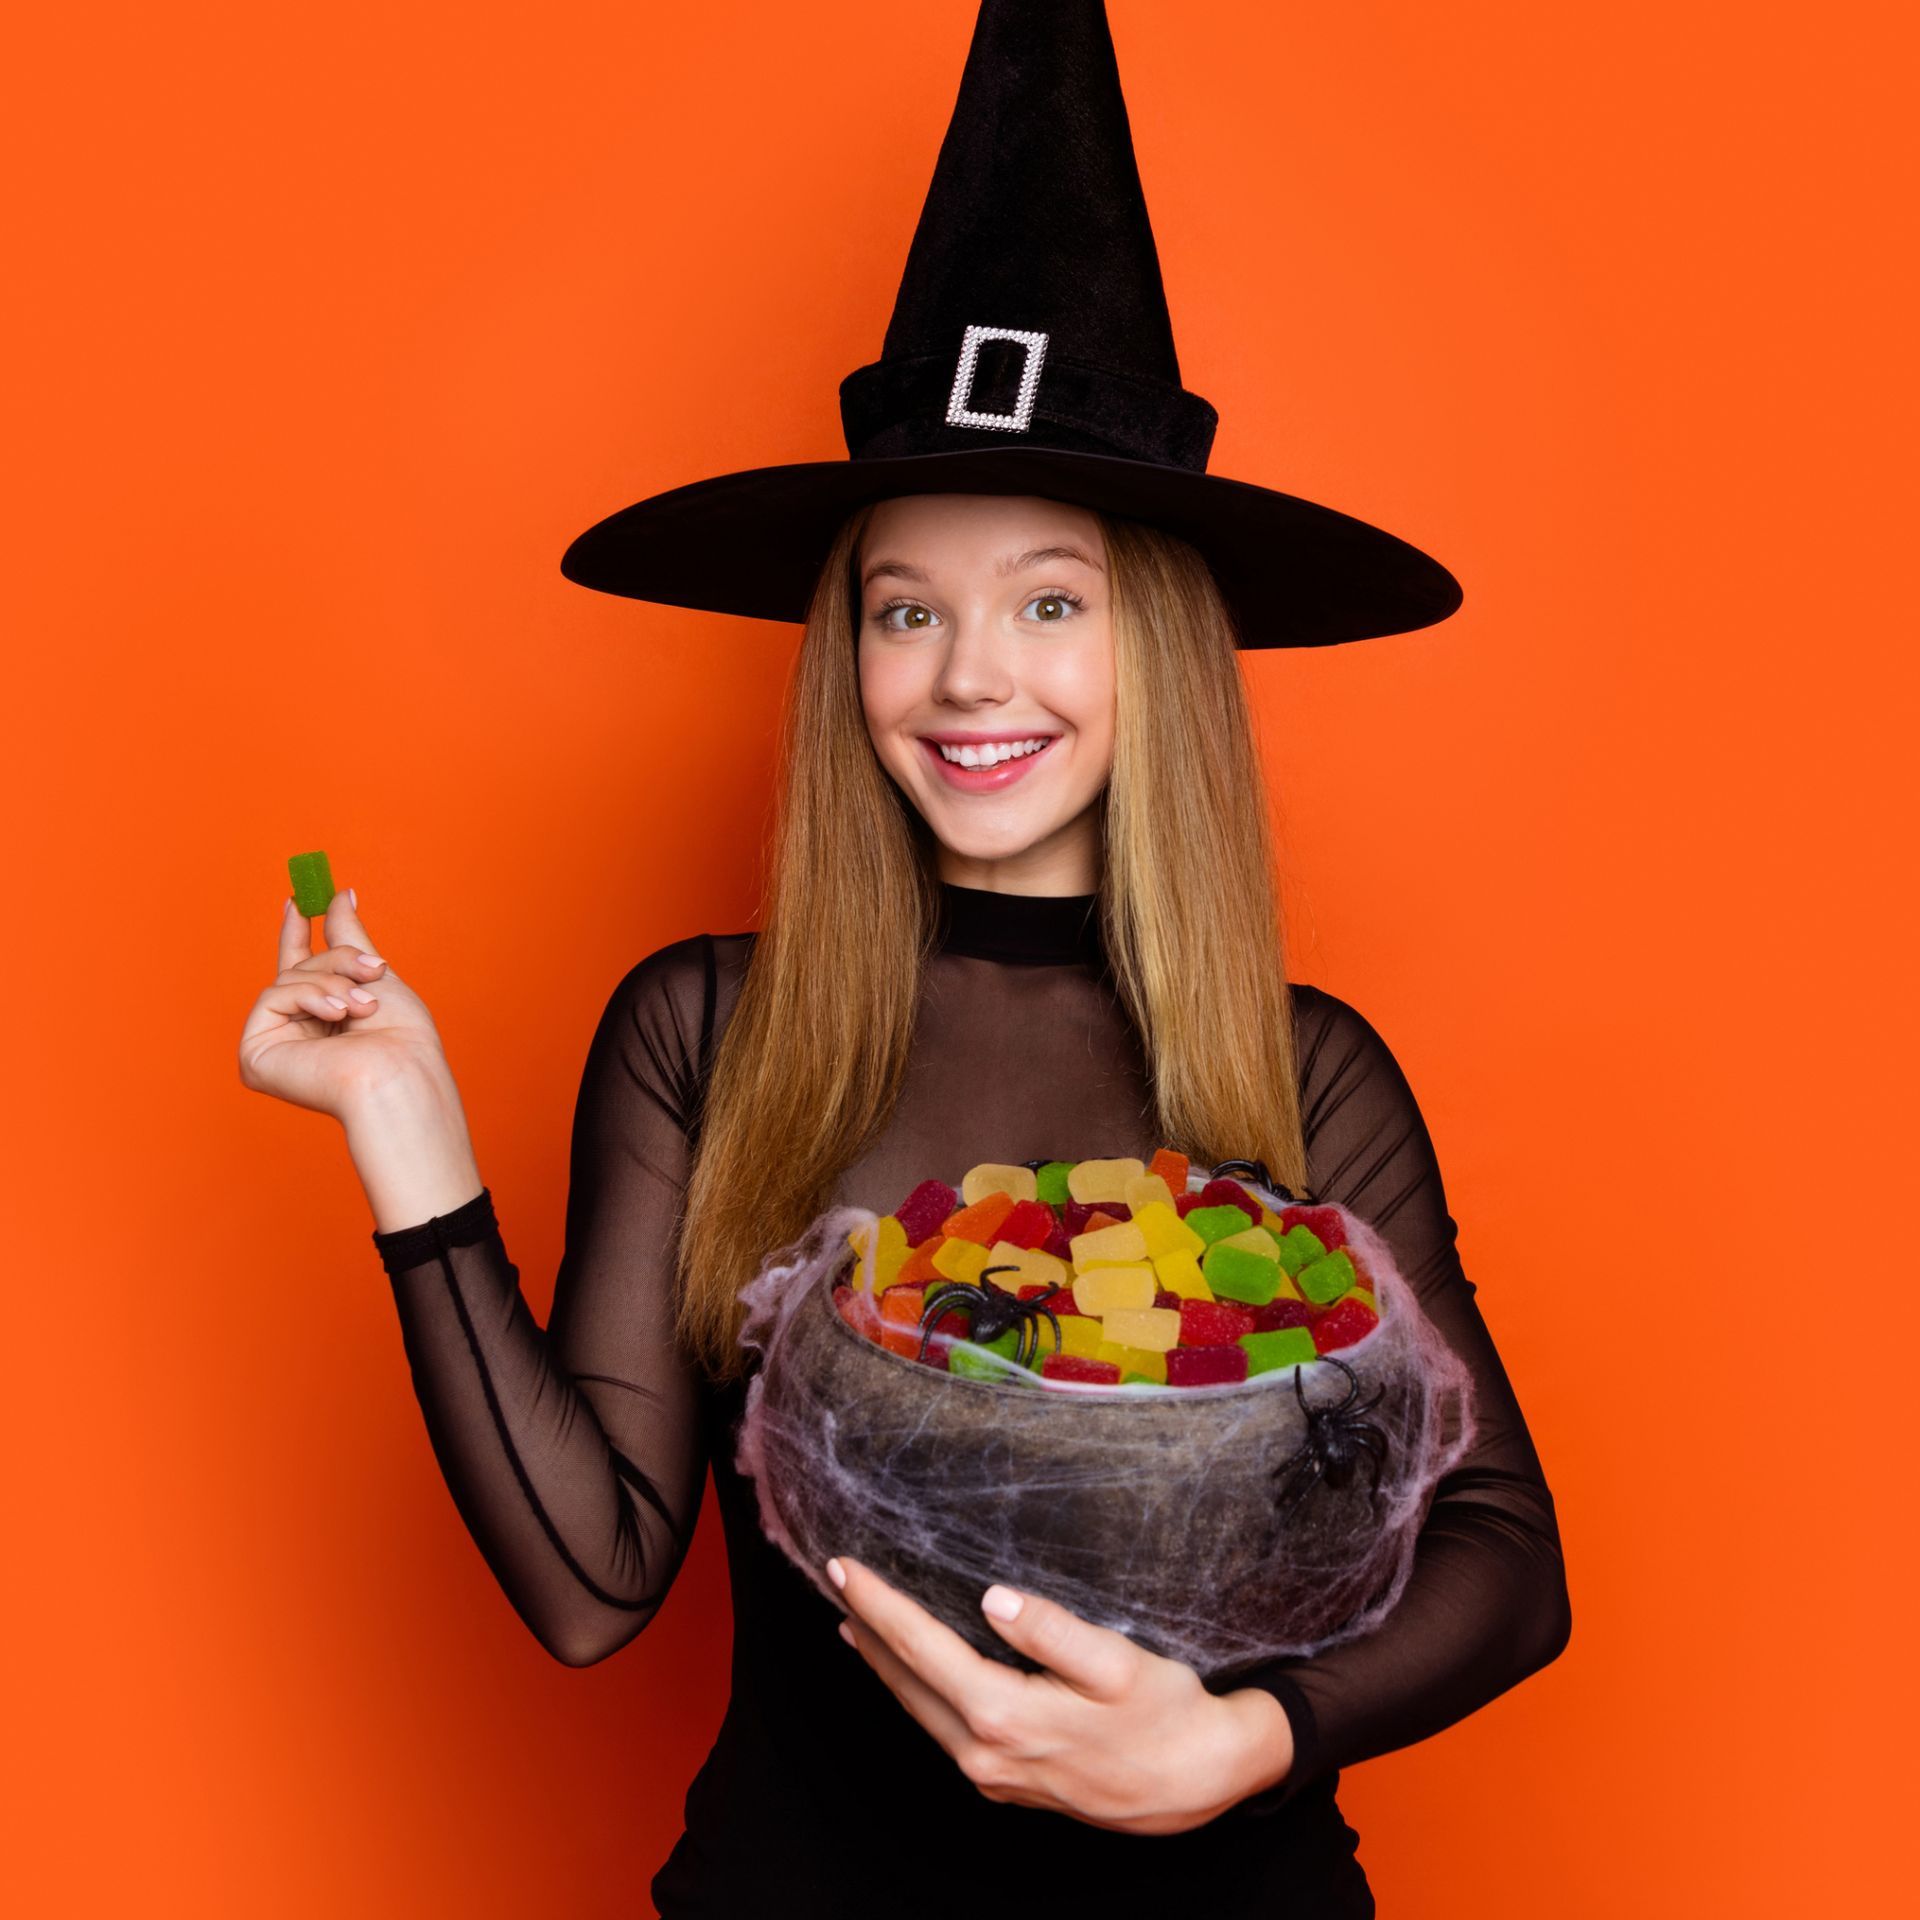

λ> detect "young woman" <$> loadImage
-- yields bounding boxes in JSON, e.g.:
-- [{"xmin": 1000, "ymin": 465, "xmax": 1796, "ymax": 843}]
[
  {"xmin": 237, "ymin": 487, "xmax": 1568, "ymax": 1917},
  {"xmin": 238, "ymin": 6, "xmax": 1570, "ymax": 1912}
]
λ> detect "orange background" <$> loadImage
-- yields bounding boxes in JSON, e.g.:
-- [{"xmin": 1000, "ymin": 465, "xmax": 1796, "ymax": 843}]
[{"xmin": 4, "ymin": 2, "xmax": 1910, "ymax": 1912}]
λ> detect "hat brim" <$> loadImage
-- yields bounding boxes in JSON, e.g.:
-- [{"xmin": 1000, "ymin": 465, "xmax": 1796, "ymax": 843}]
[{"xmin": 559, "ymin": 444, "xmax": 1461, "ymax": 649}]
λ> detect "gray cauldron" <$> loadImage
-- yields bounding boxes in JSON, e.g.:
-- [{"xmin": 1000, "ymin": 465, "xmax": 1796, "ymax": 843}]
[{"xmin": 734, "ymin": 1195, "xmax": 1476, "ymax": 1679}]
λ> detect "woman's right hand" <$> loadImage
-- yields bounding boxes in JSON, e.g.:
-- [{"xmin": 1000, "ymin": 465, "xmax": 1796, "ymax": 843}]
[{"xmin": 238, "ymin": 888, "xmax": 454, "ymax": 1123}]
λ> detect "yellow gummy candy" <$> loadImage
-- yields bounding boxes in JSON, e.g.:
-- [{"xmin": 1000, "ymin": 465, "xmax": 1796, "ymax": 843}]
[
  {"xmin": 932, "ymin": 1237, "xmax": 991, "ymax": 1286},
  {"xmin": 986, "ymin": 1242, "xmax": 1069, "ymax": 1292},
  {"xmin": 1071, "ymin": 1265, "xmax": 1157, "ymax": 1314},
  {"xmin": 1220, "ymin": 1224, "xmax": 1280, "ymax": 1261},
  {"xmin": 961, "ymin": 1162, "xmax": 1039, "ymax": 1206},
  {"xmin": 1095, "ymin": 1341, "xmax": 1167, "ymax": 1384},
  {"xmin": 1070, "ymin": 1220, "xmax": 1148, "ymax": 1270},
  {"xmin": 1132, "ymin": 1200, "xmax": 1204, "ymax": 1261},
  {"xmin": 1258, "ymin": 1207, "xmax": 1286, "ymax": 1232},
  {"xmin": 1123, "ymin": 1173, "xmax": 1177, "ymax": 1214},
  {"xmin": 1150, "ymin": 1249, "xmax": 1214, "ymax": 1301},
  {"xmin": 1055, "ymin": 1314, "xmax": 1107, "ymax": 1359},
  {"xmin": 1101, "ymin": 1306, "xmax": 1182, "ymax": 1353},
  {"xmin": 1066, "ymin": 1157, "xmax": 1146, "ymax": 1205}
]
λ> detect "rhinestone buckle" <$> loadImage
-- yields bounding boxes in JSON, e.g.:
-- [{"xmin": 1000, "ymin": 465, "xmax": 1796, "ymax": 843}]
[{"xmin": 945, "ymin": 324, "xmax": 1049, "ymax": 432}]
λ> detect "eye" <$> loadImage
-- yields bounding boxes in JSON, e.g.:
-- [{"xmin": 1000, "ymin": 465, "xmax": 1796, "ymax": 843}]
[
  {"xmin": 873, "ymin": 598, "xmax": 937, "ymax": 631},
  {"xmin": 1022, "ymin": 589, "xmax": 1085, "ymax": 623}
]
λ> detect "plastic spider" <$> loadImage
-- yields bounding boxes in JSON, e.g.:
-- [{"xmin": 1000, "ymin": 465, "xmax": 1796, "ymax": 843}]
[
  {"xmin": 1211, "ymin": 1158, "xmax": 1306, "ymax": 1206},
  {"xmin": 916, "ymin": 1266, "xmax": 1073, "ymax": 1370},
  {"xmin": 1269, "ymin": 1356, "xmax": 1390, "ymax": 1526}
]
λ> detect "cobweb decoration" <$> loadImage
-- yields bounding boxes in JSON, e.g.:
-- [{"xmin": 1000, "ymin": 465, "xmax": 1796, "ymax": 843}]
[{"xmin": 733, "ymin": 1170, "xmax": 1476, "ymax": 1680}]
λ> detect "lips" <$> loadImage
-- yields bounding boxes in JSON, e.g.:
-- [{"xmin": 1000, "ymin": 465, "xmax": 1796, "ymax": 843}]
[{"xmin": 918, "ymin": 733, "xmax": 1059, "ymax": 793}]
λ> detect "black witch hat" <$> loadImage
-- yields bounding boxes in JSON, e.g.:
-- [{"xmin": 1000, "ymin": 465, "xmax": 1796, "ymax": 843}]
[{"xmin": 560, "ymin": 0, "xmax": 1461, "ymax": 648}]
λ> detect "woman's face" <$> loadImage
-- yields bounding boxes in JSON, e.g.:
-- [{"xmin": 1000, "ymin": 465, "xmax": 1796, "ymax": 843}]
[{"xmin": 856, "ymin": 493, "xmax": 1115, "ymax": 895}]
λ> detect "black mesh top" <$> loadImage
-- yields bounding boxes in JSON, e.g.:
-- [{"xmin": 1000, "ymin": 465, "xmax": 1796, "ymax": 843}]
[{"xmin": 371, "ymin": 881, "xmax": 1570, "ymax": 1918}]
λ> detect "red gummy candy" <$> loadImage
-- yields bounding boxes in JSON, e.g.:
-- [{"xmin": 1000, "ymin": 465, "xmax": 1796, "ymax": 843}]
[
  {"xmin": 1179, "ymin": 1298, "xmax": 1256, "ymax": 1347},
  {"xmin": 1166, "ymin": 1345, "xmax": 1250, "ymax": 1387},
  {"xmin": 1175, "ymin": 1193, "xmax": 1205, "ymax": 1218},
  {"xmin": 1311, "ymin": 1295, "xmax": 1380, "ymax": 1354},
  {"xmin": 894, "ymin": 1180, "xmax": 959, "ymax": 1245},
  {"xmin": 1198, "ymin": 1178, "xmax": 1261, "ymax": 1224},
  {"xmin": 1041, "ymin": 1218, "xmax": 1074, "ymax": 1260},
  {"xmin": 998, "ymin": 1199, "xmax": 1056, "ymax": 1250},
  {"xmin": 1153, "ymin": 1288, "xmax": 1184, "ymax": 1312},
  {"xmin": 1016, "ymin": 1283, "xmax": 1074, "ymax": 1303},
  {"xmin": 1250, "ymin": 1298, "xmax": 1315, "ymax": 1332},
  {"xmin": 834, "ymin": 1284, "xmax": 882, "ymax": 1341},
  {"xmin": 1040, "ymin": 1353, "xmax": 1123, "ymax": 1385},
  {"xmin": 1062, "ymin": 1199, "xmax": 1132, "ymax": 1237},
  {"xmin": 1279, "ymin": 1204, "xmax": 1347, "ymax": 1252}
]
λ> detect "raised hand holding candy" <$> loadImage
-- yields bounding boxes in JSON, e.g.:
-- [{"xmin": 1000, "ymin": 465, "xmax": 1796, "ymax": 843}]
[{"xmin": 825, "ymin": 1553, "xmax": 1293, "ymax": 1835}]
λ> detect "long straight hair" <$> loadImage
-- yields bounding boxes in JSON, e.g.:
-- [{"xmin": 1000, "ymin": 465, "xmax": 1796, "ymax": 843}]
[{"xmin": 673, "ymin": 502, "xmax": 1309, "ymax": 1381}]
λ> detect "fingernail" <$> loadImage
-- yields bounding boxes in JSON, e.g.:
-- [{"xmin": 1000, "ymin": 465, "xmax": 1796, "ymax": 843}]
[
  {"xmin": 349, "ymin": 886, "xmax": 358, "ymax": 910},
  {"xmin": 826, "ymin": 1557, "xmax": 846, "ymax": 1590},
  {"xmin": 360, "ymin": 953, "xmax": 384, "ymax": 967},
  {"xmin": 837, "ymin": 1621, "xmax": 855, "ymax": 1647},
  {"xmin": 348, "ymin": 987, "xmax": 375, "ymax": 1004},
  {"xmin": 981, "ymin": 1585, "xmax": 1023, "ymax": 1622}
]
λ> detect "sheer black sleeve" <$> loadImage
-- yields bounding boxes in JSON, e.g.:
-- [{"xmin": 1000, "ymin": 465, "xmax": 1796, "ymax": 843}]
[
  {"xmin": 368, "ymin": 936, "xmax": 716, "ymax": 1668},
  {"xmin": 1219, "ymin": 987, "xmax": 1573, "ymax": 1815}
]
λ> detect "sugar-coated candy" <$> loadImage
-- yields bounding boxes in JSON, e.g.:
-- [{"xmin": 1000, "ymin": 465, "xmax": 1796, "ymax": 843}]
[
  {"xmin": 1101, "ymin": 1306, "xmax": 1181, "ymax": 1353},
  {"xmin": 1179, "ymin": 1298, "xmax": 1257, "ymax": 1346},
  {"xmin": 1240, "ymin": 1326, "xmax": 1319, "ymax": 1375},
  {"xmin": 1198, "ymin": 1178, "xmax": 1261, "ymax": 1224},
  {"xmin": 1311, "ymin": 1294, "xmax": 1380, "ymax": 1354},
  {"xmin": 1067, "ymin": 1157, "xmax": 1146, "ymax": 1205},
  {"xmin": 1250, "ymin": 1297, "xmax": 1315, "ymax": 1332},
  {"xmin": 287, "ymin": 849, "xmax": 336, "ymax": 919},
  {"xmin": 1040, "ymin": 1352, "xmax": 1123, "ymax": 1385},
  {"xmin": 990, "ymin": 1243, "xmax": 1070, "ymax": 1292},
  {"xmin": 1041, "ymin": 1217, "xmax": 1075, "ymax": 1260},
  {"xmin": 1062, "ymin": 1199, "xmax": 1132, "ymax": 1237},
  {"xmin": 878, "ymin": 1286, "xmax": 927, "ymax": 1357},
  {"xmin": 1034, "ymin": 1161, "xmax": 1075, "ymax": 1206},
  {"xmin": 1280, "ymin": 1204, "xmax": 1349, "ymax": 1252},
  {"xmin": 1148, "ymin": 1147, "xmax": 1189, "ymax": 1194},
  {"xmin": 834, "ymin": 1282, "xmax": 879, "ymax": 1338},
  {"xmin": 846, "ymin": 1215, "xmax": 909, "ymax": 1292},
  {"xmin": 1070, "ymin": 1220, "xmax": 1148, "ymax": 1270},
  {"xmin": 1186, "ymin": 1204, "xmax": 1253, "ymax": 1248},
  {"xmin": 1174, "ymin": 1193, "xmax": 1206, "ymax": 1219},
  {"xmin": 1096, "ymin": 1342, "xmax": 1168, "ymax": 1383},
  {"xmin": 1071, "ymin": 1265, "xmax": 1157, "ymax": 1315},
  {"xmin": 996, "ymin": 1199, "xmax": 1057, "ymax": 1250},
  {"xmin": 949, "ymin": 1340, "xmax": 1038, "ymax": 1383},
  {"xmin": 1152, "ymin": 1288, "xmax": 1183, "ymax": 1312},
  {"xmin": 1124, "ymin": 1172, "xmax": 1177, "ymax": 1213},
  {"xmin": 1201, "ymin": 1241, "xmax": 1283, "ymax": 1306},
  {"xmin": 1131, "ymin": 1199, "xmax": 1204, "ymax": 1261},
  {"xmin": 943, "ymin": 1191, "xmax": 1019, "ymax": 1245},
  {"xmin": 1274, "ymin": 1225, "xmax": 1327, "ymax": 1275},
  {"xmin": 1150, "ymin": 1249, "xmax": 1214, "ymax": 1301},
  {"xmin": 894, "ymin": 1180, "xmax": 959, "ymax": 1245},
  {"xmin": 1044, "ymin": 1312, "xmax": 1106, "ymax": 1360},
  {"xmin": 895, "ymin": 1240, "xmax": 947, "ymax": 1289},
  {"xmin": 1297, "ymin": 1249, "xmax": 1358, "ymax": 1305},
  {"xmin": 931, "ymin": 1237, "xmax": 991, "ymax": 1286},
  {"xmin": 962, "ymin": 1162, "xmax": 1039, "ymax": 1205},
  {"xmin": 1165, "ymin": 1345, "xmax": 1250, "ymax": 1387},
  {"xmin": 1218, "ymin": 1224, "xmax": 1280, "ymax": 1261}
]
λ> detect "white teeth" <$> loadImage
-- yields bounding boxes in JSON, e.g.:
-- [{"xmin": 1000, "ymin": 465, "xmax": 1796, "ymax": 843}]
[{"xmin": 935, "ymin": 737, "xmax": 1050, "ymax": 768}]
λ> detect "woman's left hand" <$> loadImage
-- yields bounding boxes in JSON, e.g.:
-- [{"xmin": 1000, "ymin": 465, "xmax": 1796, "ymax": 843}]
[{"xmin": 826, "ymin": 1555, "xmax": 1294, "ymax": 1835}]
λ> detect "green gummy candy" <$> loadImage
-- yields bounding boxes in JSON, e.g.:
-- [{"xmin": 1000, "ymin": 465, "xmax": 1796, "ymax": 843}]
[
  {"xmin": 1240, "ymin": 1327, "xmax": 1318, "ymax": 1375},
  {"xmin": 1201, "ymin": 1242, "xmax": 1281, "ymax": 1306},
  {"xmin": 1297, "ymin": 1249, "xmax": 1357, "ymax": 1305},
  {"xmin": 287, "ymin": 849, "xmax": 336, "ymax": 919},
  {"xmin": 1186, "ymin": 1204, "xmax": 1252, "ymax": 1247},
  {"xmin": 1035, "ymin": 1161, "xmax": 1074, "ymax": 1207},
  {"xmin": 949, "ymin": 1340, "xmax": 1036, "ymax": 1383},
  {"xmin": 1275, "ymin": 1225, "xmax": 1327, "ymax": 1276},
  {"xmin": 1119, "ymin": 1371, "xmax": 1163, "ymax": 1387}
]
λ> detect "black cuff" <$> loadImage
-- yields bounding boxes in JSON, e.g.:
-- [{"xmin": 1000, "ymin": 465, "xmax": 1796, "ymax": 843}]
[
  {"xmin": 1214, "ymin": 1668, "xmax": 1324, "ymax": 1820},
  {"xmin": 370, "ymin": 1186, "xmax": 497, "ymax": 1276}
]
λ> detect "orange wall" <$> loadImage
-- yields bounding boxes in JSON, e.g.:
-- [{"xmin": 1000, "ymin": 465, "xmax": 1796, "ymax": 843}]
[{"xmin": 5, "ymin": 2, "xmax": 1908, "ymax": 1912}]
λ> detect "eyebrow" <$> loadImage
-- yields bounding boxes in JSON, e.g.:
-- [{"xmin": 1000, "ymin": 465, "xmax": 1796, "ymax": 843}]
[{"xmin": 860, "ymin": 543, "xmax": 1106, "ymax": 588}]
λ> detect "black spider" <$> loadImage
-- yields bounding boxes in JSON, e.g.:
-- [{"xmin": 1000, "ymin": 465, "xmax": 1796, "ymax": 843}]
[
  {"xmin": 917, "ymin": 1266, "xmax": 1074, "ymax": 1371},
  {"xmin": 1211, "ymin": 1158, "xmax": 1307, "ymax": 1206},
  {"xmin": 1268, "ymin": 1357, "xmax": 1390, "ymax": 1528}
]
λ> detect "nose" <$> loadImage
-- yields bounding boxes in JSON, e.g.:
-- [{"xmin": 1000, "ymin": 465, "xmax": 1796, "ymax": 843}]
[{"xmin": 929, "ymin": 607, "xmax": 1016, "ymax": 706}]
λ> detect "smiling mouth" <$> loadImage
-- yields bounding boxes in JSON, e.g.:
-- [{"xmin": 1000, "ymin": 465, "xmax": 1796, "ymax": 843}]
[{"xmin": 917, "ymin": 734, "xmax": 1061, "ymax": 790}]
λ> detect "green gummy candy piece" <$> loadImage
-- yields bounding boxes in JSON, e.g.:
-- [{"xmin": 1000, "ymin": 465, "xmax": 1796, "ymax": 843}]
[
  {"xmin": 949, "ymin": 1340, "xmax": 1036, "ymax": 1383},
  {"xmin": 1201, "ymin": 1242, "xmax": 1281, "ymax": 1306},
  {"xmin": 1275, "ymin": 1225, "xmax": 1327, "ymax": 1276},
  {"xmin": 1240, "ymin": 1327, "xmax": 1318, "ymax": 1375},
  {"xmin": 287, "ymin": 849, "xmax": 336, "ymax": 919},
  {"xmin": 1119, "ymin": 1371, "xmax": 1162, "ymax": 1387},
  {"xmin": 1186, "ymin": 1204, "xmax": 1253, "ymax": 1247},
  {"xmin": 1035, "ymin": 1161, "xmax": 1074, "ymax": 1207},
  {"xmin": 1297, "ymin": 1249, "xmax": 1357, "ymax": 1305}
]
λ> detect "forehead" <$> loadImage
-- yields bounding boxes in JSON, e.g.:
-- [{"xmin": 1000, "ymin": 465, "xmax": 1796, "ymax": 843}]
[{"xmin": 857, "ymin": 492, "xmax": 1105, "ymax": 569}]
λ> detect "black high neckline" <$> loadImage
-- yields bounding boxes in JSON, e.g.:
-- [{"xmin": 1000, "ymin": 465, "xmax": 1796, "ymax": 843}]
[{"xmin": 935, "ymin": 881, "xmax": 1104, "ymax": 966}]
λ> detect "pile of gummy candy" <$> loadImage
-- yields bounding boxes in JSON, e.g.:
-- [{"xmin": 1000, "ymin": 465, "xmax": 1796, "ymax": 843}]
[{"xmin": 837, "ymin": 1150, "xmax": 1382, "ymax": 1390}]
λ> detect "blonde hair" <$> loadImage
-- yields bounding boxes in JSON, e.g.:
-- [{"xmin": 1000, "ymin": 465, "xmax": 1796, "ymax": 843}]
[{"xmin": 673, "ymin": 502, "xmax": 1308, "ymax": 1380}]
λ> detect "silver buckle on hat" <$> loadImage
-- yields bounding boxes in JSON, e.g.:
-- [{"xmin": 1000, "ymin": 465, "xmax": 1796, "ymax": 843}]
[{"xmin": 946, "ymin": 325, "xmax": 1049, "ymax": 432}]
